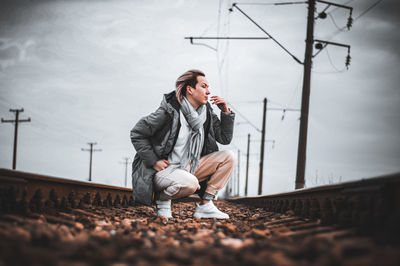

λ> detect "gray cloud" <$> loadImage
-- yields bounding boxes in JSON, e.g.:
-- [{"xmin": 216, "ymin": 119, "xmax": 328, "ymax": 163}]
[{"xmin": 0, "ymin": 39, "xmax": 36, "ymax": 69}]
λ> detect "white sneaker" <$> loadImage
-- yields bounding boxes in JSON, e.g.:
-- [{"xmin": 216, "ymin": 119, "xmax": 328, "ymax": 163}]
[
  {"xmin": 156, "ymin": 200, "xmax": 172, "ymax": 218},
  {"xmin": 193, "ymin": 201, "xmax": 229, "ymax": 219}
]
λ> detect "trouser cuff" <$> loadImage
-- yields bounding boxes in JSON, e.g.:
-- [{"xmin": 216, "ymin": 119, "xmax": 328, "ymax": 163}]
[{"xmin": 202, "ymin": 192, "xmax": 216, "ymax": 201}]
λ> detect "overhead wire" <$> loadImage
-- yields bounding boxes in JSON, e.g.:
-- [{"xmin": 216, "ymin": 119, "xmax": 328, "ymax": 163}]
[
  {"xmin": 312, "ymin": 0, "xmax": 383, "ymax": 74},
  {"xmin": 0, "ymin": 95, "xmax": 92, "ymax": 141},
  {"xmin": 328, "ymin": 13, "xmax": 347, "ymax": 31},
  {"xmin": 327, "ymin": 0, "xmax": 355, "ymax": 14},
  {"xmin": 229, "ymin": 102, "xmax": 261, "ymax": 132},
  {"xmin": 288, "ymin": 70, "xmax": 303, "ymax": 108},
  {"xmin": 231, "ymin": 3, "xmax": 304, "ymax": 64},
  {"xmin": 237, "ymin": 1, "xmax": 307, "ymax": 5},
  {"xmin": 222, "ymin": 0, "xmax": 233, "ymax": 98},
  {"xmin": 325, "ymin": 46, "xmax": 347, "ymax": 73},
  {"xmin": 221, "ymin": 1, "xmax": 232, "ymax": 100},
  {"xmin": 354, "ymin": 0, "xmax": 383, "ymax": 20},
  {"xmin": 216, "ymin": 0, "xmax": 224, "ymax": 97},
  {"xmin": 273, "ymin": 117, "xmax": 300, "ymax": 144},
  {"xmin": 325, "ymin": 0, "xmax": 384, "ymax": 41}
]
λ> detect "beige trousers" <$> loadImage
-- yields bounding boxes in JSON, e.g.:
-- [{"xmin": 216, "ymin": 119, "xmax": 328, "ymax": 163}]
[{"xmin": 154, "ymin": 150, "xmax": 236, "ymax": 200}]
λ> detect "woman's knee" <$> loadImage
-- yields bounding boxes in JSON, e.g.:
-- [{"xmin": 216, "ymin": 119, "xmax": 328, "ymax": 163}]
[
  {"xmin": 171, "ymin": 170, "xmax": 200, "ymax": 197},
  {"xmin": 180, "ymin": 175, "xmax": 200, "ymax": 194},
  {"xmin": 222, "ymin": 150, "xmax": 237, "ymax": 165}
]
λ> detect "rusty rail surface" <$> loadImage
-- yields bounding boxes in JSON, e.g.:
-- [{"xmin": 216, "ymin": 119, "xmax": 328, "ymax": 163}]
[
  {"xmin": 0, "ymin": 168, "xmax": 134, "ymax": 213},
  {"xmin": 228, "ymin": 173, "xmax": 400, "ymax": 240}
]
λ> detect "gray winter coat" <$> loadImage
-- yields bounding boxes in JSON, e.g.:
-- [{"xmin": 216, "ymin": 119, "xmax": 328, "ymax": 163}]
[{"xmin": 130, "ymin": 91, "xmax": 235, "ymax": 205}]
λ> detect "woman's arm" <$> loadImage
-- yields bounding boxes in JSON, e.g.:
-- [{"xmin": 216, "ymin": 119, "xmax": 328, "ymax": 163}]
[{"xmin": 130, "ymin": 107, "xmax": 168, "ymax": 167}]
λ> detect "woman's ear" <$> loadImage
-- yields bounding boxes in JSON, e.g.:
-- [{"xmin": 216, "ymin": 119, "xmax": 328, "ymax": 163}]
[{"xmin": 186, "ymin": 85, "xmax": 193, "ymax": 95}]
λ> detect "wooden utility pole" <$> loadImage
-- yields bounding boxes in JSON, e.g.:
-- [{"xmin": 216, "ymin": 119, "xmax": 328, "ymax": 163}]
[
  {"xmin": 81, "ymin": 142, "xmax": 102, "ymax": 181},
  {"xmin": 230, "ymin": 164, "xmax": 235, "ymax": 196},
  {"xmin": 245, "ymin": 133, "xmax": 250, "ymax": 196},
  {"xmin": 121, "ymin": 157, "xmax": 130, "ymax": 187},
  {"xmin": 237, "ymin": 149, "xmax": 240, "ymax": 196},
  {"xmin": 295, "ymin": 0, "xmax": 315, "ymax": 189},
  {"xmin": 1, "ymin": 108, "xmax": 31, "ymax": 170},
  {"xmin": 258, "ymin": 98, "xmax": 267, "ymax": 195}
]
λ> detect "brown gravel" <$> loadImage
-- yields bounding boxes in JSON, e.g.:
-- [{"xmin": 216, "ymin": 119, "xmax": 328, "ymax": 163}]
[{"xmin": 0, "ymin": 200, "xmax": 399, "ymax": 266}]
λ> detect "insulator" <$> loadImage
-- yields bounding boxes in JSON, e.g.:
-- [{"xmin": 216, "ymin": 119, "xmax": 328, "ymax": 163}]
[
  {"xmin": 345, "ymin": 55, "xmax": 351, "ymax": 69},
  {"xmin": 229, "ymin": 3, "xmax": 236, "ymax": 12},
  {"xmin": 281, "ymin": 110, "xmax": 286, "ymax": 121},
  {"xmin": 318, "ymin": 12, "xmax": 327, "ymax": 19},
  {"xmin": 347, "ymin": 16, "xmax": 353, "ymax": 30},
  {"xmin": 315, "ymin": 43, "xmax": 324, "ymax": 50}
]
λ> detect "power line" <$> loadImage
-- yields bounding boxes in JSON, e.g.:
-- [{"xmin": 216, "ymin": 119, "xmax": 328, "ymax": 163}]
[
  {"xmin": 221, "ymin": 10, "xmax": 232, "ymax": 67},
  {"xmin": 325, "ymin": 46, "xmax": 347, "ymax": 72},
  {"xmin": 236, "ymin": 1, "xmax": 308, "ymax": 5},
  {"xmin": 229, "ymin": 100, "xmax": 263, "ymax": 104},
  {"xmin": 230, "ymin": 3, "xmax": 304, "ymax": 64},
  {"xmin": 288, "ymin": 70, "xmax": 303, "ymax": 107},
  {"xmin": 326, "ymin": 0, "xmax": 384, "ymax": 40},
  {"xmin": 215, "ymin": 0, "xmax": 233, "ymax": 100},
  {"xmin": 328, "ymin": 13, "xmax": 346, "ymax": 31},
  {"xmin": 327, "ymin": 0, "xmax": 355, "ymax": 14},
  {"xmin": 229, "ymin": 99, "xmax": 299, "ymax": 110},
  {"xmin": 229, "ymin": 102, "xmax": 261, "ymax": 132},
  {"xmin": 189, "ymin": 37, "xmax": 270, "ymax": 40},
  {"xmin": 0, "ymin": 99, "xmax": 91, "ymax": 145},
  {"xmin": 0, "ymin": 96, "xmax": 92, "ymax": 141},
  {"xmin": 355, "ymin": 0, "xmax": 383, "ymax": 20},
  {"xmin": 217, "ymin": 0, "xmax": 224, "ymax": 97},
  {"xmin": 273, "ymin": 118, "xmax": 300, "ymax": 143}
]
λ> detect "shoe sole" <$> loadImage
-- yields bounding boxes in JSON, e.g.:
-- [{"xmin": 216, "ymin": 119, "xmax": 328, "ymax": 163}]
[{"xmin": 193, "ymin": 214, "xmax": 229, "ymax": 219}]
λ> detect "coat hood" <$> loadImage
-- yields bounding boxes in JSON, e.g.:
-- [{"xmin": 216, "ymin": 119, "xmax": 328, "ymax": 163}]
[
  {"xmin": 160, "ymin": 91, "xmax": 180, "ymax": 116},
  {"xmin": 160, "ymin": 90, "xmax": 213, "ymax": 116}
]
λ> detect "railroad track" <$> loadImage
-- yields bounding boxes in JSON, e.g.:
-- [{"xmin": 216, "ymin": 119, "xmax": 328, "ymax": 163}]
[
  {"xmin": 2, "ymin": 168, "xmax": 399, "ymax": 231},
  {"xmin": 0, "ymin": 168, "xmax": 134, "ymax": 213},
  {"xmin": 1, "ymin": 168, "xmax": 399, "ymax": 265},
  {"xmin": 229, "ymin": 172, "xmax": 400, "ymax": 242}
]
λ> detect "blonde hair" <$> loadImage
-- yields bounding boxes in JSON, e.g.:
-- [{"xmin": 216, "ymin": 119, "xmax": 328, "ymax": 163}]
[{"xmin": 175, "ymin": 69, "xmax": 205, "ymax": 104}]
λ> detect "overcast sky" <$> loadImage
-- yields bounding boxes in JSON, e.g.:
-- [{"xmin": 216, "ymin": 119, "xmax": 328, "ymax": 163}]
[{"xmin": 0, "ymin": 0, "xmax": 399, "ymax": 196}]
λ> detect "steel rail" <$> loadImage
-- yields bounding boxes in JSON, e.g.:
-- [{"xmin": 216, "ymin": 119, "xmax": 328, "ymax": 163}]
[
  {"xmin": 0, "ymin": 168, "xmax": 133, "ymax": 212},
  {"xmin": 228, "ymin": 173, "xmax": 400, "ymax": 231}
]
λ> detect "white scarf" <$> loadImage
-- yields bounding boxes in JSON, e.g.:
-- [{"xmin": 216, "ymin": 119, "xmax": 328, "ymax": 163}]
[{"xmin": 180, "ymin": 97, "xmax": 207, "ymax": 173}]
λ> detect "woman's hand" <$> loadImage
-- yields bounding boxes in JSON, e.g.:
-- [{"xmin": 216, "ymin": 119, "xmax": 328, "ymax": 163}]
[
  {"xmin": 210, "ymin": 95, "xmax": 231, "ymax": 114},
  {"xmin": 153, "ymin": 159, "xmax": 170, "ymax": 172}
]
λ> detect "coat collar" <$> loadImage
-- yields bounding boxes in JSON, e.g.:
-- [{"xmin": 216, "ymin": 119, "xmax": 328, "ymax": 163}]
[{"xmin": 161, "ymin": 90, "xmax": 213, "ymax": 123}]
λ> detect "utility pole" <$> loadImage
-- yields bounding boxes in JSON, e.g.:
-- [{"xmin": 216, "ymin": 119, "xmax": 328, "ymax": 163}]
[
  {"xmin": 237, "ymin": 149, "xmax": 240, "ymax": 196},
  {"xmin": 245, "ymin": 133, "xmax": 250, "ymax": 196},
  {"xmin": 258, "ymin": 98, "xmax": 267, "ymax": 195},
  {"xmin": 1, "ymin": 108, "xmax": 31, "ymax": 170},
  {"xmin": 81, "ymin": 142, "xmax": 102, "ymax": 181},
  {"xmin": 226, "ymin": 167, "xmax": 236, "ymax": 196},
  {"xmin": 120, "ymin": 157, "xmax": 130, "ymax": 187},
  {"xmin": 188, "ymin": 1, "xmax": 352, "ymax": 191},
  {"xmin": 295, "ymin": 0, "xmax": 315, "ymax": 189}
]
